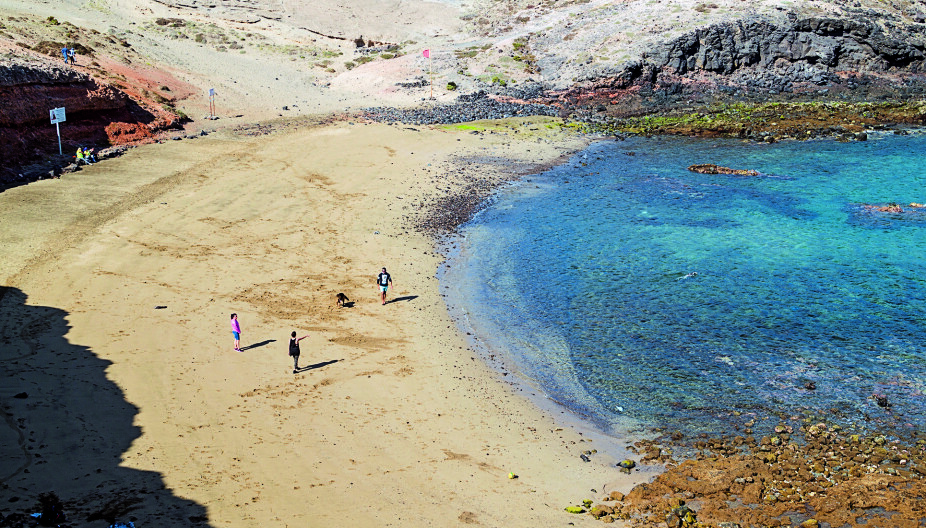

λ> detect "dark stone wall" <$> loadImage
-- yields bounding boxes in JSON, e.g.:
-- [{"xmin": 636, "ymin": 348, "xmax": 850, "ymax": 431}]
[{"xmin": 652, "ymin": 16, "xmax": 926, "ymax": 76}]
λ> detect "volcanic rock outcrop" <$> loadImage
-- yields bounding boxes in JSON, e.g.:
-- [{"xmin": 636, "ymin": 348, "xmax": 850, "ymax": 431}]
[
  {"xmin": 538, "ymin": 11, "xmax": 926, "ymax": 112},
  {"xmin": 652, "ymin": 15, "xmax": 926, "ymax": 90}
]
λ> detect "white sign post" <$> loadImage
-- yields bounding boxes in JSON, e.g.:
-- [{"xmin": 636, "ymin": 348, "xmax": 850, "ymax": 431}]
[{"xmin": 49, "ymin": 107, "xmax": 66, "ymax": 155}]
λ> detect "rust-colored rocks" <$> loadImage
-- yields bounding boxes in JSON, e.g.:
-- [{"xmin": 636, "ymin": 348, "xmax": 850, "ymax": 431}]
[
  {"xmin": 585, "ymin": 427, "xmax": 926, "ymax": 527},
  {"xmin": 590, "ymin": 504, "xmax": 613, "ymax": 519},
  {"xmin": 864, "ymin": 203, "xmax": 905, "ymax": 212},
  {"xmin": 664, "ymin": 500, "xmax": 697, "ymax": 528},
  {"xmin": 0, "ymin": 60, "xmax": 128, "ymax": 127}
]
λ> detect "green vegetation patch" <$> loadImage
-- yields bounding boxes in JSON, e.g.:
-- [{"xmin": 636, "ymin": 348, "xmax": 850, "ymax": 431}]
[
  {"xmin": 441, "ymin": 116, "xmax": 564, "ymax": 134},
  {"xmin": 154, "ymin": 17, "xmax": 185, "ymax": 27},
  {"xmin": 564, "ymin": 100, "xmax": 926, "ymax": 139},
  {"xmin": 455, "ymin": 46, "xmax": 482, "ymax": 59},
  {"xmin": 694, "ymin": 2, "xmax": 719, "ymax": 13},
  {"xmin": 31, "ymin": 40, "xmax": 94, "ymax": 57},
  {"xmin": 447, "ymin": 123, "xmax": 484, "ymax": 131}
]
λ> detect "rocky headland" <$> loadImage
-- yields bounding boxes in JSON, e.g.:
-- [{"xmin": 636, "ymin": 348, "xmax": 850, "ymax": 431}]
[{"xmin": 366, "ymin": 1, "xmax": 926, "ymax": 139}]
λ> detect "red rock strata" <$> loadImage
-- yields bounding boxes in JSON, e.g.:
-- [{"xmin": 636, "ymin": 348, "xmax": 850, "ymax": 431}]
[{"xmin": 0, "ymin": 55, "xmax": 184, "ymax": 183}]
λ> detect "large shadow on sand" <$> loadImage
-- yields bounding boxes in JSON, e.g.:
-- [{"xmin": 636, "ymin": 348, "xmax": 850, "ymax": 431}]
[{"xmin": 0, "ymin": 286, "xmax": 211, "ymax": 526}]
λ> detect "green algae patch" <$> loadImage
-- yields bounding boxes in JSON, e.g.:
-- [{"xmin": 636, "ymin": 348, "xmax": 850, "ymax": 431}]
[
  {"xmin": 446, "ymin": 123, "xmax": 487, "ymax": 131},
  {"xmin": 575, "ymin": 100, "xmax": 926, "ymax": 140},
  {"xmin": 442, "ymin": 116, "xmax": 571, "ymax": 137}
]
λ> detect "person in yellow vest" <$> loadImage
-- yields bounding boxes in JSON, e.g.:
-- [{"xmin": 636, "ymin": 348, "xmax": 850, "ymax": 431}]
[{"xmin": 75, "ymin": 147, "xmax": 86, "ymax": 165}]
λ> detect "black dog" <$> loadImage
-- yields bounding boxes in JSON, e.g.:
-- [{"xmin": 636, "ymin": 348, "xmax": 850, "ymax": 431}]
[{"xmin": 336, "ymin": 292, "xmax": 349, "ymax": 307}]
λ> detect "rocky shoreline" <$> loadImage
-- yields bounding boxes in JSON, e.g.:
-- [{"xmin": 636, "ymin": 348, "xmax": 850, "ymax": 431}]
[
  {"xmin": 365, "ymin": 90, "xmax": 924, "ymax": 144},
  {"xmin": 573, "ymin": 421, "xmax": 926, "ymax": 527}
]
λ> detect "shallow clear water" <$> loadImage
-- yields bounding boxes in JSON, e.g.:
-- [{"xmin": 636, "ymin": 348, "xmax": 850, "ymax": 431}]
[{"xmin": 447, "ymin": 131, "xmax": 926, "ymax": 440}]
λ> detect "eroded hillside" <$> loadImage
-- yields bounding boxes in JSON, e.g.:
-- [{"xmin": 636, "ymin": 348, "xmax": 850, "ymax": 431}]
[{"xmin": 1, "ymin": 0, "xmax": 925, "ymax": 180}]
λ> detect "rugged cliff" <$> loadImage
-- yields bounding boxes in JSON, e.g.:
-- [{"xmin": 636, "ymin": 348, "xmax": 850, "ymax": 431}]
[
  {"xmin": 0, "ymin": 54, "xmax": 185, "ymax": 184},
  {"xmin": 0, "ymin": 60, "xmax": 130, "ymax": 119},
  {"xmin": 652, "ymin": 14, "xmax": 920, "ymax": 92},
  {"xmin": 654, "ymin": 15, "xmax": 925, "ymax": 78},
  {"xmin": 447, "ymin": 1, "xmax": 924, "ymax": 117},
  {"xmin": 531, "ymin": 11, "xmax": 926, "ymax": 115}
]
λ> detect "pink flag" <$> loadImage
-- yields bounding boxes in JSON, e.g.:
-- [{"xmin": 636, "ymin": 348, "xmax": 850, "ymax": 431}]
[{"xmin": 423, "ymin": 49, "xmax": 430, "ymax": 59}]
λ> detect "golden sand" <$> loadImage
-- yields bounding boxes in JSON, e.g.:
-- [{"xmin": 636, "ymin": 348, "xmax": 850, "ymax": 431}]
[{"xmin": 0, "ymin": 118, "xmax": 650, "ymax": 526}]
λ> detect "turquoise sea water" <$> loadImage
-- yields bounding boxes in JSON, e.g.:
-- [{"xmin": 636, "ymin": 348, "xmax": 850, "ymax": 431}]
[{"xmin": 446, "ymin": 131, "xmax": 926, "ymax": 441}]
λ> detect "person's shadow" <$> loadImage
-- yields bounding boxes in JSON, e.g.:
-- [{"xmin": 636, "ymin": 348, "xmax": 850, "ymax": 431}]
[
  {"xmin": 239, "ymin": 339, "xmax": 275, "ymax": 351},
  {"xmin": 294, "ymin": 359, "xmax": 340, "ymax": 373},
  {"xmin": 385, "ymin": 295, "xmax": 418, "ymax": 305}
]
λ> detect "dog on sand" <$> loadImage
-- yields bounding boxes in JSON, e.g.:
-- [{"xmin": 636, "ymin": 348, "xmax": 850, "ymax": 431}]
[{"xmin": 336, "ymin": 292, "xmax": 349, "ymax": 307}]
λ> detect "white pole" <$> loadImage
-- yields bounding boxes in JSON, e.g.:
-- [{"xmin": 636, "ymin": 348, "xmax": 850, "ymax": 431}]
[{"xmin": 56, "ymin": 121, "xmax": 62, "ymax": 155}]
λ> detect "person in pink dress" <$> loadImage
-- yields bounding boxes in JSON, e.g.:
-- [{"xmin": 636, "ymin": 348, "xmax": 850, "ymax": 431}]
[{"xmin": 230, "ymin": 313, "xmax": 241, "ymax": 351}]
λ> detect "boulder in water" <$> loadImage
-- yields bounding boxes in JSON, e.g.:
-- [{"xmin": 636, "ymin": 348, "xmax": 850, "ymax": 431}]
[{"xmin": 687, "ymin": 164, "xmax": 759, "ymax": 176}]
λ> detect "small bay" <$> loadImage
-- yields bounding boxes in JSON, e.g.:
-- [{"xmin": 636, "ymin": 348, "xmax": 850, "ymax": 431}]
[{"xmin": 445, "ymin": 131, "xmax": 926, "ymax": 441}]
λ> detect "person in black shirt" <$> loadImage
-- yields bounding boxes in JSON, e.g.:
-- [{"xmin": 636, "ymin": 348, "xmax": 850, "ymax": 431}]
[
  {"xmin": 289, "ymin": 331, "xmax": 308, "ymax": 373},
  {"xmin": 376, "ymin": 267, "xmax": 393, "ymax": 305}
]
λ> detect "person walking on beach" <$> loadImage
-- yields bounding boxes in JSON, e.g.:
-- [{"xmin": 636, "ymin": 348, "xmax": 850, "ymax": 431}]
[
  {"xmin": 61, "ymin": 46, "xmax": 68, "ymax": 63},
  {"xmin": 230, "ymin": 313, "xmax": 241, "ymax": 351},
  {"xmin": 289, "ymin": 331, "xmax": 309, "ymax": 373},
  {"xmin": 68, "ymin": 48, "xmax": 76, "ymax": 65},
  {"xmin": 376, "ymin": 267, "xmax": 393, "ymax": 305}
]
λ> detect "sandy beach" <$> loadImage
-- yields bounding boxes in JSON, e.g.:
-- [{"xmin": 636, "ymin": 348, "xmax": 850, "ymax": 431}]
[{"xmin": 0, "ymin": 117, "xmax": 654, "ymax": 526}]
